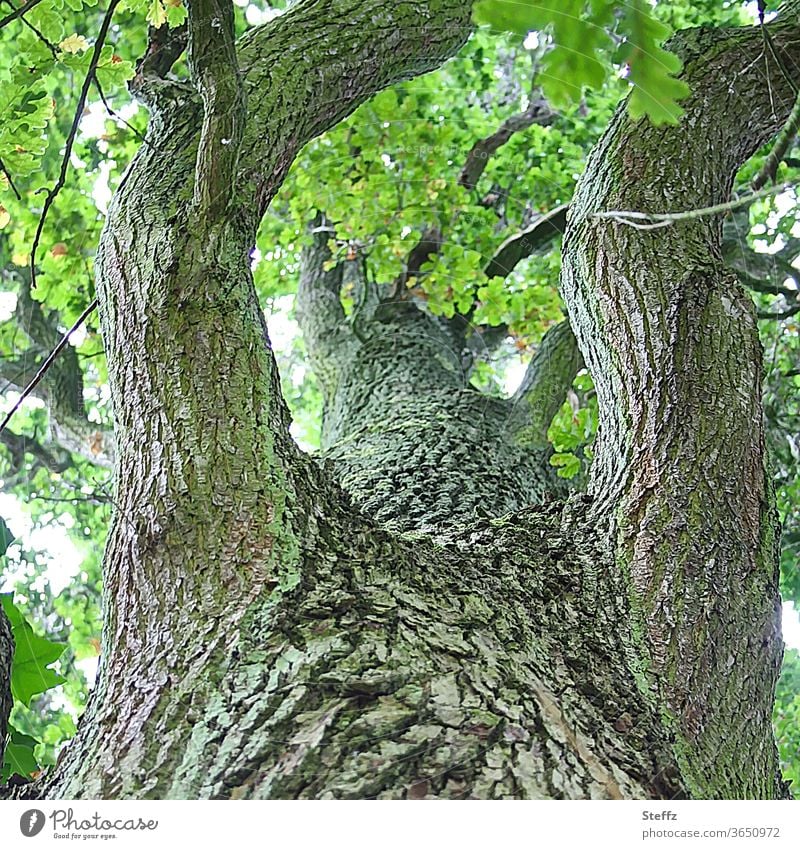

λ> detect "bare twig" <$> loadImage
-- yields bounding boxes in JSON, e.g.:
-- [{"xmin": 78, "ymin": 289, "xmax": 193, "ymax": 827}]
[
  {"xmin": 92, "ymin": 74, "xmax": 150, "ymax": 148},
  {"xmin": 29, "ymin": 0, "xmax": 120, "ymax": 288},
  {"xmin": 0, "ymin": 0, "xmax": 44, "ymax": 30},
  {"xmin": 0, "ymin": 299, "xmax": 97, "ymax": 434},
  {"xmin": 0, "ymin": 157, "xmax": 21, "ymax": 200},
  {"xmin": 593, "ymin": 182, "xmax": 794, "ymax": 230}
]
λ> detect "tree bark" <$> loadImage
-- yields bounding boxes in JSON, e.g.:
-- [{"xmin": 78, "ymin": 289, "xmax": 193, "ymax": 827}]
[
  {"xmin": 561, "ymin": 22, "xmax": 800, "ymax": 797},
  {"xmin": 5, "ymin": 8, "xmax": 798, "ymax": 800}
]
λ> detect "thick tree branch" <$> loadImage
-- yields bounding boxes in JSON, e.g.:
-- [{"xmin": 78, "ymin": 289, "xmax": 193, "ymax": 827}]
[
  {"xmin": 483, "ymin": 204, "xmax": 568, "ymax": 279},
  {"xmin": 75, "ymin": 2, "xmax": 476, "ymax": 772},
  {"xmin": 130, "ymin": 22, "xmax": 189, "ymax": 109},
  {"xmin": 561, "ymin": 20, "xmax": 800, "ymax": 797},
  {"xmin": 187, "ymin": 0, "xmax": 245, "ymax": 222},
  {"xmin": 135, "ymin": 23, "xmax": 187, "ymax": 81},
  {"xmin": 505, "ymin": 321, "xmax": 583, "ymax": 450},
  {"xmin": 235, "ymin": 0, "xmax": 473, "ymax": 214}
]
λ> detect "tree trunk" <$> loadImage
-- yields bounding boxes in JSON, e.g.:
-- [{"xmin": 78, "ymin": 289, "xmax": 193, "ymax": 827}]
[{"xmin": 7, "ymin": 7, "xmax": 798, "ymax": 800}]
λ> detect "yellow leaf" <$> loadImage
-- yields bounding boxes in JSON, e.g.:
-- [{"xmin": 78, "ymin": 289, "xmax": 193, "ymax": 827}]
[
  {"xmin": 0, "ymin": 205, "xmax": 10, "ymax": 229},
  {"xmin": 59, "ymin": 34, "xmax": 90, "ymax": 54},
  {"xmin": 147, "ymin": 0, "xmax": 167, "ymax": 27},
  {"xmin": 164, "ymin": 0, "xmax": 182, "ymax": 6},
  {"xmin": 12, "ymin": 252, "xmax": 28, "ymax": 267}
]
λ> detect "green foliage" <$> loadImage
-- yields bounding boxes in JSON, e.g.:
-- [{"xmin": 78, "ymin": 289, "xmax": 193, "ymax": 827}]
[
  {"xmin": 1, "ymin": 594, "xmax": 67, "ymax": 706},
  {"xmin": 775, "ymin": 649, "xmax": 800, "ymax": 795},
  {"xmin": 1, "ymin": 591, "xmax": 67, "ymax": 782},
  {"xmin": 472, "ymin": 0, "xmax": 690, "ymax": 123},
  {"xmin": 0, "ymin": 0, "xmax": 798, "ymax": 785},
  {"xmin": 2, "ymin": 728, "xmax": 39, "ymax": 782},
  {"xmin": 620, "ymin": 0, "xmax": 690, "ymax": 124},
  {"xmin": 547, "ymin": 370, "xmax": 598, "ymax": 481}
]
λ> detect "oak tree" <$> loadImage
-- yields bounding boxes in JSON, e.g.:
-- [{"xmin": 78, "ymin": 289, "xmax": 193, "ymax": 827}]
[{"xmin": 1, "ymin": 0, "xmax": 800, "ymax": 799}]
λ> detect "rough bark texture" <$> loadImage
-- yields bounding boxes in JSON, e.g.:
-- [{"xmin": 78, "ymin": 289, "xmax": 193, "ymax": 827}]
[
  {"xmin": 296, "ymin": 223, "xmax": 567, "ymax": 531},
  {"xmin": 561, "ymin": 23, "xmax": 800, "ymax": 798},
  {"xmin": 3, "ymin": 6, "xmax": 797, "ymax": 800}
]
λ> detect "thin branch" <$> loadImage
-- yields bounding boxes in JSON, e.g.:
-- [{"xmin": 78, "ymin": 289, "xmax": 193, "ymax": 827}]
[
  {"xmin": 30, "ymin": 493, "xmax": 111, "ymax": 506},
  {"xmin": 459, "ymin": 95, "xmax": 556, "ymax": 191},
  {"xmin": 0, "ymin": 157, "xmax": 21, "ymax": 200},
  {"xmin": 0, "ymin": 429, "xmax": 71, "ymax": 475},
  {"xmin": 92, "ymin": 74, "xmax": 150, "ymax": 149},
  {"xmin": 29, "ymin": 0, "xmax": 120, "ymax": 288},
  {"xmin": 733, "ymin": 270, "xmax": 797, "ymax": 299},
  {"xmin": 752, "ymin": 88, "xmax": 800, "ymax": 189},
  {"xmin": 0, "ymin": 299, "xmax": 97, "ymax": 434},
  {"xmin": 0, "ymin": 0, "xmax": 44, "ymax": 30},
  {"xmin": 594, "ymin": 181, "xmax": 794, "ymax": 230},
  {"xmin": 758, "ymin": 303, "xmax": 800, "ymax": 320},
  {"xmin": 187, "ymin": 0, "xmax": 244, "ymax": 222},
  {"xmin": 1, "ymin": 0, "xmax": 57, "ymax": 56}
]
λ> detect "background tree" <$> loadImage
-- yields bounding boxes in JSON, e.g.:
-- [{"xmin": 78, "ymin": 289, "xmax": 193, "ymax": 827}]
[{"xmin": 0, "ymin": 0, "xmax": 799, "ymax": 798}]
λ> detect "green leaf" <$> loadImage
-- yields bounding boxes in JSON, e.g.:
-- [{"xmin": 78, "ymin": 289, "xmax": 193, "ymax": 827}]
[
  {"xmin": 473, "ymin": 0, "xmax": 689, "ymax": 122},
  {"xmin": 165, "ymin": 3, "xmax": 187, "ymax": 27},
  {"xmin": 1, "ymin": 594, "xmax": 67, "ymax": 706},
  {"xmin": 0, "ymin": 517, "xmax": 13, "ymax": 557},
  {"xmin": 1, "ymin": 726, "xmax": 40, "ymax": 782},
  {"xmin": 622, "ymin": 0, "xmax": 690, "ymax": 124},
  {"xmin": 550, "ymin": 451, "xmax": 581, "ymax": 479},
  {"xmin": 147, "ymin": 0, "xmax": 167, "ymax": 28},
  {"xmin": 474, "ymin": 1, "xmax": 613, "ymax": 105}
]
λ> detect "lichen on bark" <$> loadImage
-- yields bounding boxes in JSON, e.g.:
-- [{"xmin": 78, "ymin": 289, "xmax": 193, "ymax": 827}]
[{"xmin": 4, "ymin": 5, "xmax": 798, "ymax": 801}]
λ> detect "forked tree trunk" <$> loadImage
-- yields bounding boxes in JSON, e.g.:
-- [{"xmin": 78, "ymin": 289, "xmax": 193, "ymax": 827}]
[{"xmin": 6, "ymin": 7, "xmax": 799, "ymax": 799}]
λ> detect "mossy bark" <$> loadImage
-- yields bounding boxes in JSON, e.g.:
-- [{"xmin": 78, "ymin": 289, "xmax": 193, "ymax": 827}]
[
  {"xmin": 561, "ymin": 22, "xmax": 800, "ymax": 798},
  {"xmin": 5, "ymin": 9, "xmax": 798, "ymax": 800}
]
